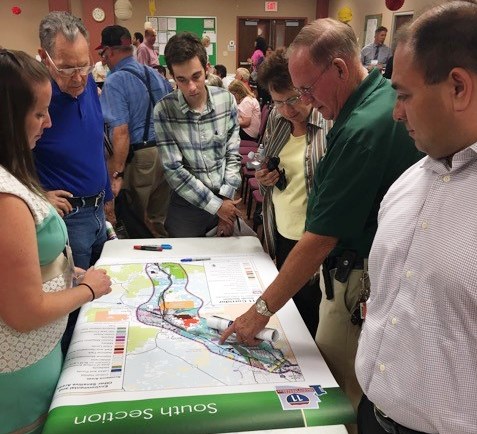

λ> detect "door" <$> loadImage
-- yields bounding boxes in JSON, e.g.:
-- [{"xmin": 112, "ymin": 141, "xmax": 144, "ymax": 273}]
[{"xmin": 237, "ymin": 18, "xmax": 306, "ymax": 70}]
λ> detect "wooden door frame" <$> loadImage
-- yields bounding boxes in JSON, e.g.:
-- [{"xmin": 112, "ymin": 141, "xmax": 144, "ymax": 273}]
[{"xmin": 236, "ymin": 16, "xmax": 308, "ymax": 68}]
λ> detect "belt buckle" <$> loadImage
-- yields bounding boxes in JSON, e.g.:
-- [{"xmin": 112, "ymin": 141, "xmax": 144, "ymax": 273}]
[
  {"xmin": 80, "ymin": 197, "xmax": 86, "ymax": 207},
  {"xmin": 94, "ymin": 191, "xmax": 103, "ymax": 207}
]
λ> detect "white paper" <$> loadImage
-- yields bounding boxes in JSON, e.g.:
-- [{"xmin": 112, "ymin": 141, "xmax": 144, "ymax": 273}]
[{"xmin": 167, "ymin": 17, "xmax": 176, "ymax": 30}]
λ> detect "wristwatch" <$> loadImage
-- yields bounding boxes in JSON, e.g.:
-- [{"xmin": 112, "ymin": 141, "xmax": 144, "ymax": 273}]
[
  {"xmin": 112, "ymin": 170, "xmax": 124, "ymax": 179},
  {"xmin": 255, "ymin": 296, "xmax": 275, "ymax": 317}
]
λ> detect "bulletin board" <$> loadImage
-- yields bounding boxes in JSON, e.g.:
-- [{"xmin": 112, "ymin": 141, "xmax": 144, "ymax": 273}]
[{"xmin": 146, "ymin": 16, "xmax": 217, "ymax": 66}]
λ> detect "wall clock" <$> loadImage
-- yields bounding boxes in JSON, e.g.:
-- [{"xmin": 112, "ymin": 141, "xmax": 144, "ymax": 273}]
[{"xmin": 92, "ymin": 7, "xmax": 106, "ymax": 22}]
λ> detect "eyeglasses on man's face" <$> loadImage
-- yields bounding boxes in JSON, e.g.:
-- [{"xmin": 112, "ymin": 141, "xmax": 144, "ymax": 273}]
[
  {"xmin": 45, "ymin": 50, "xmax": 93, "ymax": 77},
  {"xmin": 273, "ymin": 94, "xmax": 301, "ymax": 108},
  {"xmin": 294, "ymin": 63, "xmax": 331, "ymax": 100}
]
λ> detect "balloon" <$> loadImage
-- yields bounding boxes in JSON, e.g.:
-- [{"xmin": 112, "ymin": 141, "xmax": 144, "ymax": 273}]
[{"xmin": 385, "ymin": 0, "xmax": 405, "ymax": 11}]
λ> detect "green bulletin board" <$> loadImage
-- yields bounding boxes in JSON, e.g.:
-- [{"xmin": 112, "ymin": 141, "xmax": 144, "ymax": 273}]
[{"xmin": 146, "ymin": 16, "xmax": 217, "ymax": 66}]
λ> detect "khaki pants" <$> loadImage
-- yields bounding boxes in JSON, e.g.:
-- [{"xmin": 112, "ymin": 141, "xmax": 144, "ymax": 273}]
[
  {"xmin": 316, "ymin": 265, "xmax": 368, "ymax": 417},
  {"xmin": 124, "ymin": 146, "xmax": 170, "ymax": 237}
]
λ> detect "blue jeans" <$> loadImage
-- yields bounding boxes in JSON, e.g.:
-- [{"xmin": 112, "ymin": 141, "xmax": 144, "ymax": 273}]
[
  {"xmin": 64, "ymin": 202, "xmax": 107, "ymax": 269},
  {"xmin": 62, "ymin": 203, "xmax": 107, "ymax": 355}
]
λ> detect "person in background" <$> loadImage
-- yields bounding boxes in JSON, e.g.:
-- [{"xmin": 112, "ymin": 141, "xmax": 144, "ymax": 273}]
[
  {"xmin": 215, "ymin": 64, "xmax": 233, "ymax": 88},
  {"xmin": 153, "ymin": 64, "xmax": 167, "ymax": 78},
  {"xmin": 361, "ymin": 26, "xmax": 391, "ymax": 72},
  {"xmin": 98, "ymin": 25, "xmax": 172, "ymax": 238},
  {"xmin": 137, "ymin": 28, "xmax": 158, "ymax": 67},
  {"xmin": 265, "ymin": 45, "xmax": 274, "ymax": 57},
  {"xmin": 220, "ymin": 19, "xmax": 421, "ymax": 431},
  {"xmin": 92, "ymin": 55, "xmax": 110, "ymax": 89},
  {"xmin": 35, "ymin": 11, "xmax": 113, "ymax": 353},
  {"xmin": 356, "ymin": 2, "xmax": 477, "ymax": 433},
  {"xmin": 228, "ymin": 79, "xmax": 261, "ymax": 141},
  {"xmin": 132, "ymin": 31, "xmax": 143, "ymax": 58},
  {"xmin": 154, "ymin": 32, "xmax": 242, "ymax": 238},
  {"xmin": 255, "ymin": 48, "xmax": 330, "ymax": 336},
  {"xmin": 0, "ymin": 49, "xmax": 111, "ymax": 434},
  {"xmin": 214, "ymin": 64, "xmax": 226, "ymax": 79},
  {"xmin": 201, "ymin": 34, "xmax": 212, "ymax": 72},
  {"xmin": 206, "ymin": 73, "xmax": 224, "ymax": 88},
  {"xmin": 248, "ymin": 36, "xmax": 267, "ymax": 75},
  {"xmin": 235, "ymin": 67, "xmax": 253, "ymax": 92}
]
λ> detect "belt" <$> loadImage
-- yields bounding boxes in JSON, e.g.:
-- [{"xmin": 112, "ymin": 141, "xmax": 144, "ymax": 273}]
[
  {"xmin": 67, "ymin": 191, "xmax": 104, "ymax": 208},
  {"xmin": 374, "ymin": 406, "xmax": 427, "ymax": 434},
  {"xmin": 131, "ymin": 140, "xmax": 156, "ymax": 151},
  {"xmin": 326, "ymin": 255, "xmax": 365, "ymax": 270}
]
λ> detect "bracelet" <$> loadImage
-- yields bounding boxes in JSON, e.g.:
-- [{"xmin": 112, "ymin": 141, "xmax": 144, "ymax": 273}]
[{"xmin": 78, "ymin": 283, "xmax": 95, "ymax": 301}]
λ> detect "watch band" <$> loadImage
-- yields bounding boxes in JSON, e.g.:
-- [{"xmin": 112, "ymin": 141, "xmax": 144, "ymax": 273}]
[
  {"xmin": 112, "ymin": 170, "xmax": 124, "ymax": 179},
  {"xmin": 255, "ymin": 296, "xmax": 274, "ymax": 317}
]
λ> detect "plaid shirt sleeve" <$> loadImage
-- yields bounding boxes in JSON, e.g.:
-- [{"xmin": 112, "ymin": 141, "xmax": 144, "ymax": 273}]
[{"xmin": 218, "ymin": 98, "xmax": 241, "ymax": 199}]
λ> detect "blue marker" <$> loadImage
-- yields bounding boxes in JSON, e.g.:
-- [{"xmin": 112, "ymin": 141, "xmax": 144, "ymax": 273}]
[
  {"xmin": 160, "ymin": 244, "xmax": 172, "ymax": 249},
  {"xmin": 180, "ymin": 257, "xmax": 212, "ymax": 262}
]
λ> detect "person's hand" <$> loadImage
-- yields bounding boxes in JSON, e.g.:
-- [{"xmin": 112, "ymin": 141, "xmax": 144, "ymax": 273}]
[
  {"xmin": 110, "ymin": 177, "xmax": 123, "ymax": 197},
  {"xmin": 217, "ymin": 198, "xmax": 241, "ymax": 225},
  {"xmin": 255, "ymin": 167, "xmax": 279, "ymax": 187},
  {"xmin": 81, "ymin": 267, "xmax": 112, "ymax": 300},
  {"xmin": 104, "ymin": 200, "xmax": 116, "ymax": 226},
  {"xmin": 45, "ymin": 190, "xmax": 73, "ymax": 217},
  {"xmin": 219, "ymin": 306, "xmax": 270, "ymax": 346},
  {"xmin": 217, "ymin": 218, "xmax": 234, "ymax": 237}
]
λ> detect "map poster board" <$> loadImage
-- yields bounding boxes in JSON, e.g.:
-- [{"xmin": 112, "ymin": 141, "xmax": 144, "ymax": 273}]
[
  {"xmin": 147, "ymin": 15, "xmax": 217, "ymax": 67},
  {"xmin": 43, "ymin": 251, "xmax": 354, "ymax": 433}
]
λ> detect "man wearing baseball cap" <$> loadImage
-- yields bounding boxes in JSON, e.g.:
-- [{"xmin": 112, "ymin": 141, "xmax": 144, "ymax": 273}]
[{"xmin": 99, "ymin": 25, "xmax": 172, "ymax": 237}]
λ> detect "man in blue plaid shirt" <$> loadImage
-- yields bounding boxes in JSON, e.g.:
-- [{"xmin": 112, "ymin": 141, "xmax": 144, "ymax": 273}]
[{"xmin": 154, "ymin": 32, "xmax": 242, "ymax": 237}]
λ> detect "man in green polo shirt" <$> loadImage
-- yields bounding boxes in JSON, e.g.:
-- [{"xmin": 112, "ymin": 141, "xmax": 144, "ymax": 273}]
[{"xmin": 220, "ymin": 17, "xmax": 421, "ymax": 422}]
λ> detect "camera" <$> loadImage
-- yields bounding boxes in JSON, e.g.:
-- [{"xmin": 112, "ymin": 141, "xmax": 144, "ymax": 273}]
[{"xmin": 266, "ymin": 156, "xmax": 287, "ymax": 191}]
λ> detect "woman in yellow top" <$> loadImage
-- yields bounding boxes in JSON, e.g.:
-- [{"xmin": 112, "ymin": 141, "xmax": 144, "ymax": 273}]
[
  {"xmin": 0, "ymin": 50, "xmax": 112, "ymax": 434},
  {"xmin": 255, "ymin": 49, "xmax": 330, "ymax": 336}
]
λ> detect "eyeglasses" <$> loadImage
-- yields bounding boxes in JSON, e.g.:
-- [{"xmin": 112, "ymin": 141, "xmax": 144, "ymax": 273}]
[
  {"xmin": 273, "ymin": 95, "xmax": 301, "ymax": 108},
  {"xmin": 294, "ymin": 63, "xmax": 331, "ymax": 99},
  {"xmin": 45, "ymin": 50, "xmax": 93, "ymax": 77}
]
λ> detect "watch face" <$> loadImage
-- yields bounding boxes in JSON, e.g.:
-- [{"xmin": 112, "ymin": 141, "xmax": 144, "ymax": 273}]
[{"xmin": 92, "ymin": 7, "xmax": 105, "ymax": 22}]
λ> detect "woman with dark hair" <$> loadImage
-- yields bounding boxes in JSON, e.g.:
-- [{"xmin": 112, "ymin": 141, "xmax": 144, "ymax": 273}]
[
  {"xmin": 0, "ymin": 50, "xmax": 111, "ymax": 434},
  {"xmin": 255, "ymin": 49, "xmax": 331, "ymax": 336},
  {"xmin": 250, "ymin": 36, "xmax": 267, "ymax": 73}
]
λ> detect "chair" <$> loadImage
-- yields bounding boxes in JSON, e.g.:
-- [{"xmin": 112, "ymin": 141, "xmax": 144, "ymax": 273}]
[{"xmin": 239, "ymin": 139, "xmax": 258, "ymax": 156}]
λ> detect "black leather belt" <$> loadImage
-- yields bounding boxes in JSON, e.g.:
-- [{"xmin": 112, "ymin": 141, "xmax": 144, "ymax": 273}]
[
  {"xmin": 67, "ymin": 191, "xmax": 104, "ymax": 208},
  {"xmin": 326, "ymin": 255, "xmax": 365, "ymax": 270},
  {"xmin": 130, "ymin": 140, "xmax": 156, "ymax": 151},
  {"xmin": 374, "ymin": 406, "xmax": 427, "ymax": 434}
]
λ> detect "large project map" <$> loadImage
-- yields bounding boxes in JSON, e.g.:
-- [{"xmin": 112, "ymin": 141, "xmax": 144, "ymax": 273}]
[{"xmin": 56, "ymin": 260, "xmax": 303, "ymax": 398}]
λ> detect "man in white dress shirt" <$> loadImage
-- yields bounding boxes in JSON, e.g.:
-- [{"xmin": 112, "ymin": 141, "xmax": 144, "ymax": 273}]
[{"xmin": 355, "ymin": 1, "xmax": 477, "ymax": 433}]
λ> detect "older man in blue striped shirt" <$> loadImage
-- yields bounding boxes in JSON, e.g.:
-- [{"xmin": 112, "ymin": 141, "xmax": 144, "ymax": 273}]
[{"xmin": 154, "ymin": 32, "xmax": 242, "ymax": 237}]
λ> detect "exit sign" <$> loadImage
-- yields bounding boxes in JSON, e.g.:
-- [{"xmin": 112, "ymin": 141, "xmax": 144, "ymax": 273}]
[{"xmin": 265, "ymin": 1, "xmax": 278, "ymax": 12}]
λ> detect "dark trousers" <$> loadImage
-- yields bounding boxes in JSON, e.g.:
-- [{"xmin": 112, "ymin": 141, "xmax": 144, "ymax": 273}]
[
  {"xmin": 239, "ymin": 129, "xmax": 258, "ymax": 142},
  {"xmin": 165, "ymin": 192, "xmax": 218, "ymax": 237},
  {"xmin": 275, "ymin": 232, "xmax": 321, "ymax": 337},
  {"xmin": 358, "ymin": 395, "xmax": 388, "ymax": 434}
]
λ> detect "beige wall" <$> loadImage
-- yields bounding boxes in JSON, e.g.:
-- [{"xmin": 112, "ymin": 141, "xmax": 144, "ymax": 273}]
[
  {"xmin": 0, "ymin": 0, "xmax": 316, "ymax": 72},
  {"xmin": 328, "ymin": 0, "xmax": 437, "ymax": 48},
  {"xmin": 0, "ymin": 0, "xmax": 50, "ymax": 55}
]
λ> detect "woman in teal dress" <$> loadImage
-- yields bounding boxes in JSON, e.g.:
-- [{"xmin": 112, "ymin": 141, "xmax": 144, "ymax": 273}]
[{"xmin": 0, "ymin": 50, "xmax": 112, "ymax": 434}]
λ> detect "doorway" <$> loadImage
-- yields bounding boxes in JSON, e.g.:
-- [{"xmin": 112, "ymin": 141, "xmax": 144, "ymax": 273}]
[{"xmin": 237, "ymin": 17, "xmax": 307, "ymax": 69}]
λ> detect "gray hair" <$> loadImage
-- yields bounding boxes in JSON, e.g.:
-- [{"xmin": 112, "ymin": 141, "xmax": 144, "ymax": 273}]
[
  {"xmin": 288, "ymin": 18, "xmax": 359, "ymax": 66},
  {"xmin": 39, "ymin": 11, "xmax": 89, "ymax": 56}
]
